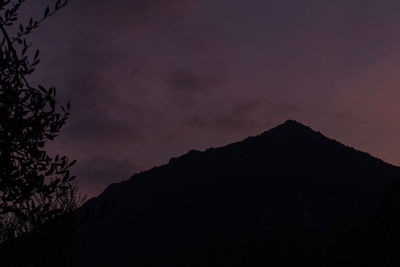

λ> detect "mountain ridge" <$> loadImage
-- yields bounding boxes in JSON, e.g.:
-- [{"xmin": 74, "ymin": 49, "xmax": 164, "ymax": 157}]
[
  {"xmin": 70, "ymin": 120, "xmax": 400, "ymax": 267},
  {"xmin": 126, "ymin": 119, "xmax": 394, "ymax": 184}
]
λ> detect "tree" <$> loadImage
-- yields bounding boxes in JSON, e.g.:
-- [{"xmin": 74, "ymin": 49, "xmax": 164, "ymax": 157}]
[{"xmin": 0, "ymin": 0, "xmax": 84, "ymax": 242}]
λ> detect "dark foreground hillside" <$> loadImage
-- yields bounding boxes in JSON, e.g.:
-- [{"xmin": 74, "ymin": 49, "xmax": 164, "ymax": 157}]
[{"xmin": 2, "ymin": 120, "xmax": 400, "ymax": 266}]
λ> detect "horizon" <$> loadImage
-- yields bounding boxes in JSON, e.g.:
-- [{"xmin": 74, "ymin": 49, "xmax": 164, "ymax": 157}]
[
  {"xmin": 93, "ymin": 119, "xmax": 400, "ymax": 199},
  {"xmin": 25, "ymin": 0, "xmax": 400, "ymax": 197}
]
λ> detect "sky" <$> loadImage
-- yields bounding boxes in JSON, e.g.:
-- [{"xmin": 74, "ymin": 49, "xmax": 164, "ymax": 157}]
[{"xmin": 22, "ymin": 0, "xmax": 400, "ymax": 197}]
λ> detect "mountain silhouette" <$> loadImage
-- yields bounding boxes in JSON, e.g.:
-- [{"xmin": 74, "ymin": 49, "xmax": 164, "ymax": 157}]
[
  {"xmin": 68, "ymin": 120, "xmax": 400, "ymax": 266},
  {"xmin": 2, "ymin": 120, "xmax": 400, "ymax": 266}
]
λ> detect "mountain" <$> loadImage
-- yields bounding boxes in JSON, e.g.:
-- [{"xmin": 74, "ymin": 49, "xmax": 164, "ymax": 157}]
[
  {"xmin": 2, "ymin": 120, "xmax": 400, "ymax": 266},
  {"xmin": 68, "ymin": 120, "xmax": 400, "ymax": 266}
]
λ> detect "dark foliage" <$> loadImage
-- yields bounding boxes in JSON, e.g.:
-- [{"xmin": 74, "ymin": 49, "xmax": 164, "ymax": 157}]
[
  {"xmin": 0, "ymin": 0, "xmax": 84, "ymax": 243},
  {"xmin": 0, "ymin": 212, "xmax": 76, "ymax": 267}
]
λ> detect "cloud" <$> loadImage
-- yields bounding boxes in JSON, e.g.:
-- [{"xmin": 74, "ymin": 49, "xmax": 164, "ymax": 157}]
[
  {"xmin": 165, "ymin": 69, "xmax": 222, "ymax": 92},
  {"xmin": 184, "ymin": 99, "xmax": 263, "ymax": 132},
  {"xmin": 28, "ymin": 0, "xmax": 400, "ymax": 197}
]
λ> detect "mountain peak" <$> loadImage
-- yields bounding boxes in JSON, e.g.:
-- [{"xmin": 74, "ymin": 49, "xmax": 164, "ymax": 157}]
[
  {"xmin": 257, "ymin": 119, "xmax": 323, "ymax": 143},
  {"xmin": 284, "ymin": 119, "xmax": 302, "ymax": 125},
  {"xmin": 280, "ymin": 119, "xmax": 313, "ymax": 130}
]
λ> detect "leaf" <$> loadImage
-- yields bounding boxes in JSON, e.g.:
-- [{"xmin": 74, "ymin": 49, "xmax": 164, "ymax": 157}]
[
  {"xmin": 34, "ymin": 49, "xmax": 39, "ymax": 60},
  {"xmin": 22, "ymin": 44, "xmax": 27, "ymax": 55},
  {"xmin": 44, "ymin": 7, "xmax": 50, "ymax": 17},
  {"xmin": 44, "ymin": 6, "xmax": 50, "ymax": 17},
  {"xmin": 68, "ymin": 159, "xmax": 77, "ymax": 167}
]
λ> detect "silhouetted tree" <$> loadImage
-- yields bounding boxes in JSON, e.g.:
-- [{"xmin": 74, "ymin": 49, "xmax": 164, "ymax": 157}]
[{"xmin": 0, "ymin": 0, "xmax": 83, "ymax": 242}]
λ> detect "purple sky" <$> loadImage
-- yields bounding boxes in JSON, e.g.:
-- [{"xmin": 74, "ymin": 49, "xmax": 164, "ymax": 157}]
[{"xmin": 26, "ymin": 0, "xmax": 400, "ymax": 197}]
